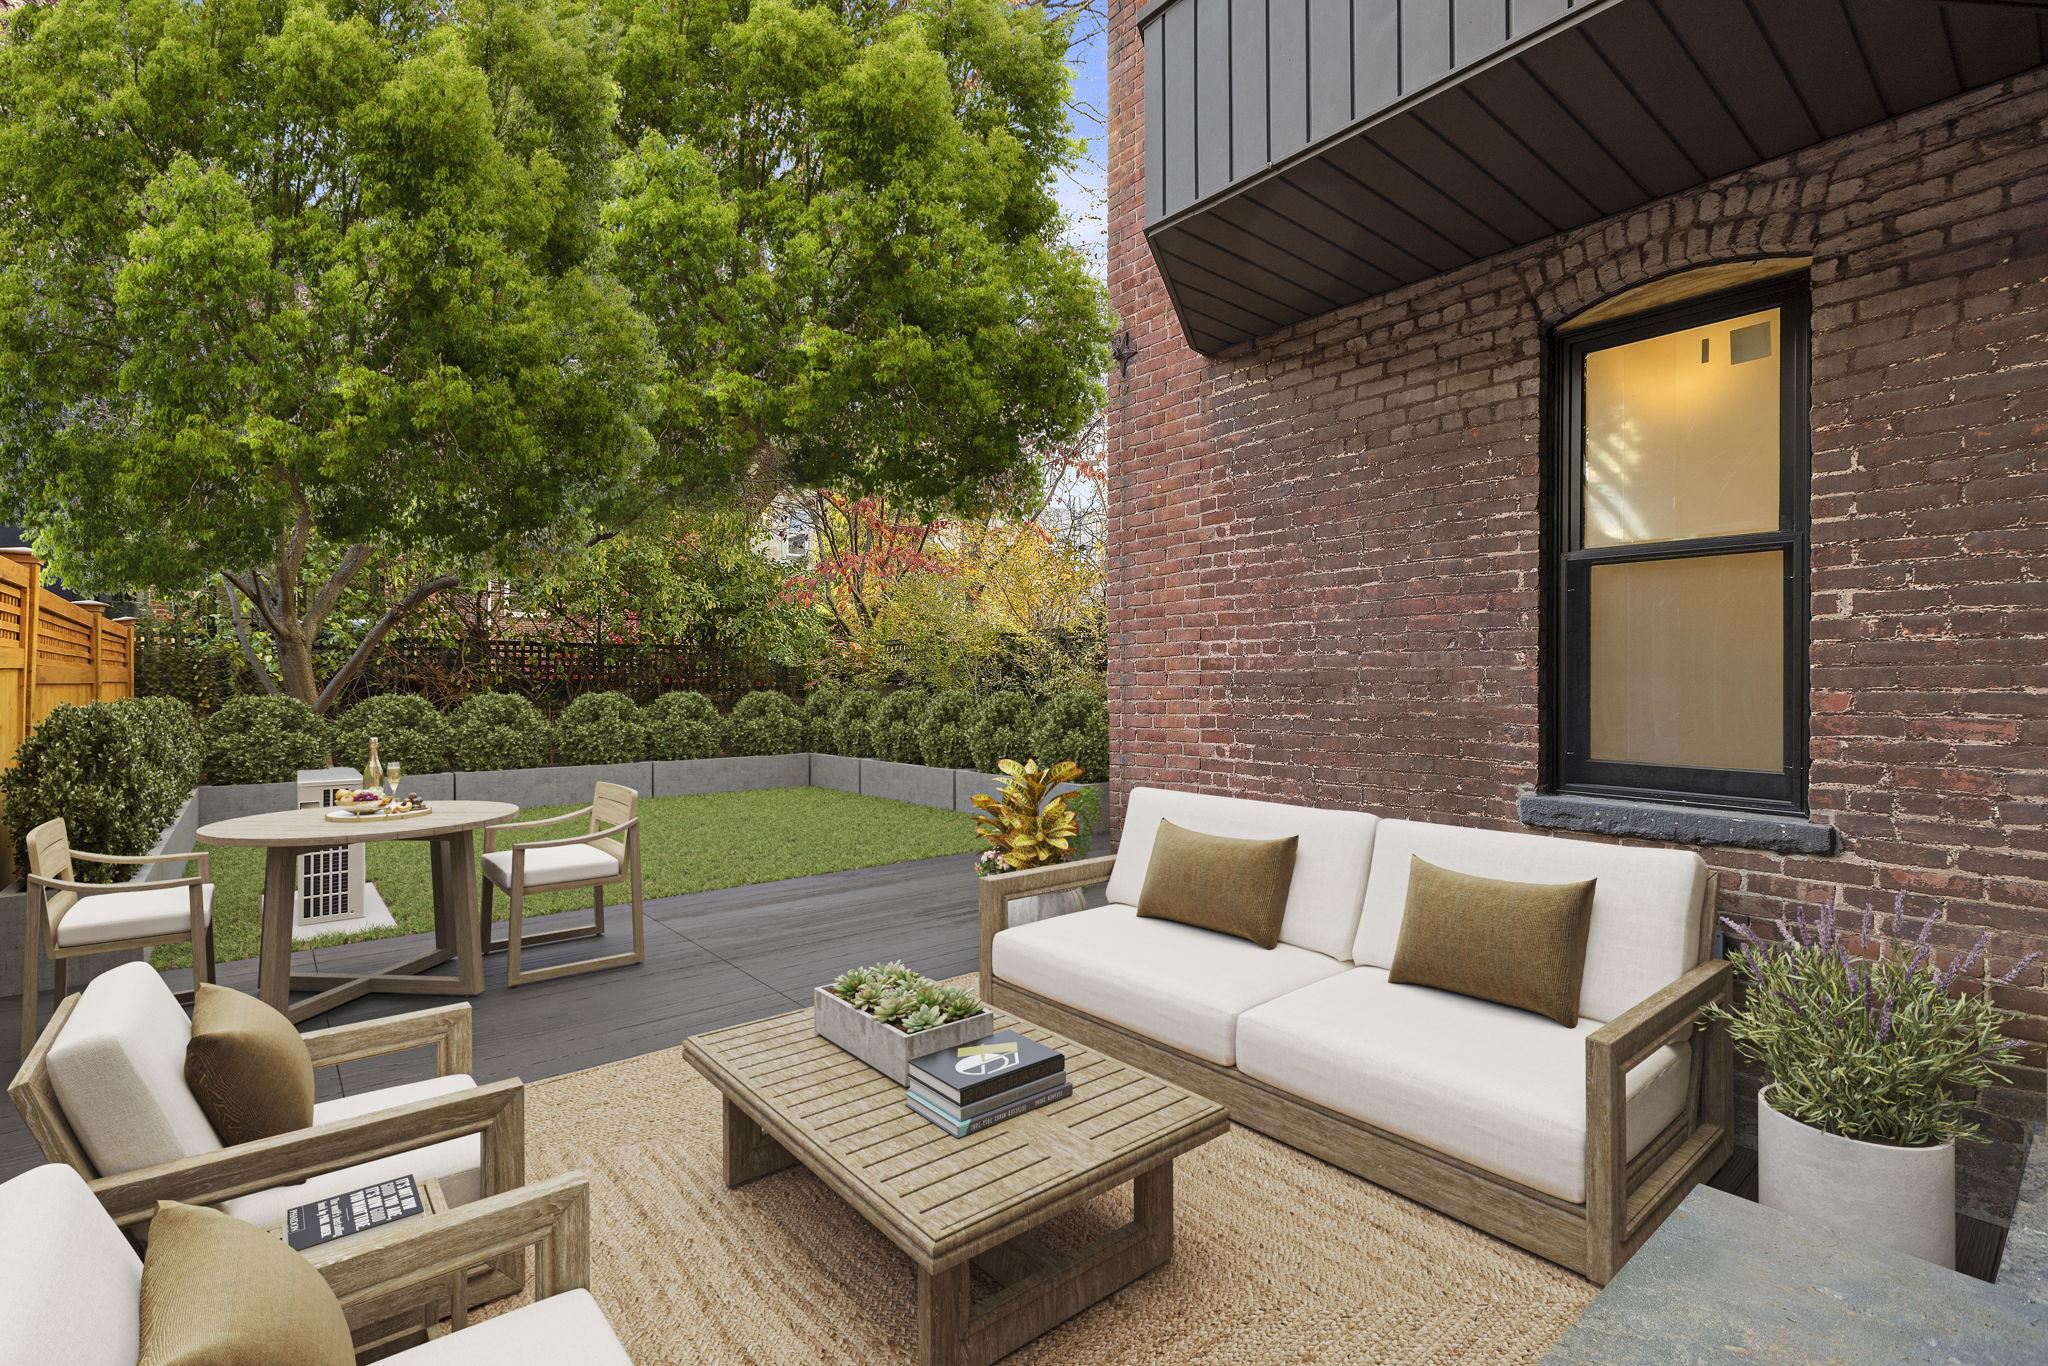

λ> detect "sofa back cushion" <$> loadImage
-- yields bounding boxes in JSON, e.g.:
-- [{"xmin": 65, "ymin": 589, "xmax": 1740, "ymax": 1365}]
[
  {"xmin": 1106, "ymin": 788, "xmax": 1377, "ymax": 959},
  {"xmin": 47, "ymin": 960, "xmax": 223, "ymax": 1176},
  {"xmin": 0, "ymin": 1163, "xmax": 143, "ymax": 1366},
  {"xmin": 1352, "ymin": 820, "xmax": 1709, "ymax": 1023}
]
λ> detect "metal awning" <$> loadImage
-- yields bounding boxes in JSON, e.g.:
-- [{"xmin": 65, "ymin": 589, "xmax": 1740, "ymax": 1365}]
[{"xmin": 1139, "ymin": 0, "xmax": 2048, "ymax": 354}]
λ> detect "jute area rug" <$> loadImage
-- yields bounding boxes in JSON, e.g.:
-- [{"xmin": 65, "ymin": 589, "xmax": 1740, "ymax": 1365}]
[{"xmin": 520, "ymin": 1032, "xmax": 1596, "ymax": 1363}]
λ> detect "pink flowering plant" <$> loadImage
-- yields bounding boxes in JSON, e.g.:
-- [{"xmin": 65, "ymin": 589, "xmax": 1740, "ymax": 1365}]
[{"xmin": 1712, "ymin": 893, "xmax": 2040, "ymax": 1148}]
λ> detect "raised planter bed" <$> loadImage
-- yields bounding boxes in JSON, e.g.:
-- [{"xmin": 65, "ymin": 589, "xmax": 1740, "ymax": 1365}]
[
  {"xmin": 809, "ymin": 752, "xmax": 861, "ymax": 794},
  {"xmin": 653, "ymin": 753, "xmax": 809, "ymax": 797}
]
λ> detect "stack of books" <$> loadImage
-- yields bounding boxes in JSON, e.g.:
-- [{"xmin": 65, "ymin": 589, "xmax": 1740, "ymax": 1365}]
[{"xmin": 907, "ymin": 1031, "xmax": 1070, "ymax": 1138}]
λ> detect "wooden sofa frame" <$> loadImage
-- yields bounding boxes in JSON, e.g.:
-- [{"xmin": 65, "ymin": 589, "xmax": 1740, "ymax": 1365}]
[
  {"xmin": 8, "ymin": 999, "xmax": 527, "ymax": 1318},
  {"xmin": 978, "ymin": 856, "xmax": 1732, "ymax": 1285}
]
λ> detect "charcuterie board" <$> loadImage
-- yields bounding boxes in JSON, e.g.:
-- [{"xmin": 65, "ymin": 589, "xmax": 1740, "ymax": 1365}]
[{"xmin": 324, "ymin": 803, "xmax": 433, "ymax": 823}]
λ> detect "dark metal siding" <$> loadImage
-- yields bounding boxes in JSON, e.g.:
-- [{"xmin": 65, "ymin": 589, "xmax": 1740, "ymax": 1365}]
[{"xmin": 1139, "ymin": 0, "xmax": 2048, "ymax": 354}]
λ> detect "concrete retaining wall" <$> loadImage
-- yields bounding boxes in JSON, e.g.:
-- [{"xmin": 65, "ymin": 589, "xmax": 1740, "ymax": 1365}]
[
  {"xmin": 452, "ymin": 762, "xmax": 654, "ymax": 808},
  {"xmin": 653, "ymin": 754, "xmax": 809, "ymax": 797},
  {"xmin": 810, "ymin": 753, "xmax": 861, "ymax": 794}
]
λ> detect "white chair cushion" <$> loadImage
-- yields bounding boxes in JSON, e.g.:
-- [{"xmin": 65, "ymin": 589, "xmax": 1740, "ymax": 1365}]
[
  {"xmin": 45, "ymin": 961, "xmax": 222, "ymax": 1176},
  {"xmin": 387, "ymin": 1289, "xmax": 631, "ymax": 1364},
  {"xmin": 53, "ymin": 882, "xmax": 214, "ymax": 948},
  {"xmin": 218, "ymin": 1074, "xmax": 484, "ymax": 1229},
  {"xmin": 1104, "ymin": 787, "xmax": 1378, "ymax": 959},
  {"xmin": 0, "ymin": 1164, "xmax": 142, "ymax": 1366},
  {"xmin": 1351, "ymin": 819, "xmax": 1710, "ymax": 1023},
  {"xmin": 1236, "ymin": 969, "xmax": 1691, "ymax": 1204},
  {"xmin": 481, "ymin": 843, "xmax": 620, "ymax": 891},
  {"xmin": 992, "ymin": 905, "xmax": 1350, "ymax": 1065}
]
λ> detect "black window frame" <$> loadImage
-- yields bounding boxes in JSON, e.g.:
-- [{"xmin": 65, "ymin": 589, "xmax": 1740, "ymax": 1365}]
[{"xmin": 1543, "ymin": 275, "xmax": 1812, "ymax": 816}]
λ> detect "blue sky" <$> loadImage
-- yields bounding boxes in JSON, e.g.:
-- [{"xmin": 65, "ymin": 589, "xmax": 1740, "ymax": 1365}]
[{"xmin": 1056, "ymin": 18, "xmax": 1109, "ymax": 264}]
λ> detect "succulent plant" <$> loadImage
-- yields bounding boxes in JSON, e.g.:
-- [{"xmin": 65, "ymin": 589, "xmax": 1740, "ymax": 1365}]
[
  {"xmin": 825, "ymin": 962, "xmax": 985, "ymax": 1032},
  {"xmin": 902, "ymin": 1004, "xmax": 947, "ymax": 1033}
]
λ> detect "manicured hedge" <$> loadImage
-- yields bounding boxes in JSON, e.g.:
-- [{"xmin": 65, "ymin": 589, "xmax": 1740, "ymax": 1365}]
[
  {"xmin": 448, "ymin": 692, "xmax": 549, "ymax": 771},
  {"xmin": 553, "ymin": 691, "xmax": 647, "ymax": 766},
  {"xmin": 333, "ymin": 693, "xmax": 451, "ymax": 776},
  {"xmin": 824, "ymin": 689, "xmax": 881, "ymax": 757},
  {"xmin": 967, "ymin": 690, "xmax": 1031, "ymax": 773},
  {"xmin": 3, "ymin": 698, "xmax": 203, "ymax": 880},
  {"xmin": 867, "ymin": 689, "xmax": 929, "ymax": 765},
  {"xmin": 917, "ymin": 692, "xmax": 977, "ymax": 769},
  {"xmin": 644, "ymin": 691, "xmax": 722, "ymax": 760},
  {"xmin": 202, "ymin": 695, "xmax": 331, "ymax": 784},
  {"xmin": 1031, "ymin": 692, "xmax": 1109, "ymax": 783},
  {"xmin": 801, "ymin": 686, "xmax": 843, "ymax": 752},
  {"xmin": 726, "ymin": 690, "xmax": 804, "ymax": 755}
]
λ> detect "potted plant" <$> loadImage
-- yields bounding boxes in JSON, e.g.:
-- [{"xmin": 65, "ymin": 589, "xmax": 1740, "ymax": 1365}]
[
  {"xmin": 814, "ymin": 962, "xmax": 993, "ymax": 1083},
  {"xmin": 1715, "ymin": 894, "xmax": 2039, "ymax": 1267},
  {"xmin": 971, "ymin": 758, "xmax": 1090, "ymax": 925}
]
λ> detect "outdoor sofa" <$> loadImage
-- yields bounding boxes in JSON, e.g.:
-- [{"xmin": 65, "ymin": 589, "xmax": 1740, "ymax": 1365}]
[{"xmin": 978, "ymin": 787, "xmax": 1732, "ymax": 1284}]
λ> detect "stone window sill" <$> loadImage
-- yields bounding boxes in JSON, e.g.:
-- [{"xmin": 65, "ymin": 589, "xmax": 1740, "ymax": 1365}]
[{"xmin": 1518, "ymin": 792, "xmax": 1838, "ymax": 855}]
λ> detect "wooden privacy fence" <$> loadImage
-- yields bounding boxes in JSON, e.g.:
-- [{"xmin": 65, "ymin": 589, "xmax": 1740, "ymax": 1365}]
[{"xmin": 0, "ymin": 548, "xmax": 137, "ymax": 776}]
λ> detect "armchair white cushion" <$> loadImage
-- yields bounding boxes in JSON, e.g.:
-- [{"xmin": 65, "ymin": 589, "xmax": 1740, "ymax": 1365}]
[
  {"xmin": 480, "ymin": 845, "xmax": 620, "ymax": 891},
  {"xmin": 51, "ymin": 882, "xmax": 215, "ymax": 949},
  {"xmin": 45, "ymin": 961, "xmax": 224, "ymax": 1175},
  {"xmin": 0, "ymin": 1164, "xmax": 141, "ymax": 1366},
  {"xmin": 388, "ymin": 1289, "xmax": 631, "ymax": 1364},
  {"xmin": 1104, "ymin": 787, "xmax": 1379, "ymax": 959},
  {"xmin": 1235, "ymin": 968, "xmax": 1691, "ymax": 1204},
  {"xmin": 991, "ymin": 904, "xmax": 1349, "ymax": 1065}
]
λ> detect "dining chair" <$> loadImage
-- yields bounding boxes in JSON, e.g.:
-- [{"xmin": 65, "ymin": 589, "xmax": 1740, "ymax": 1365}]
[{"xmin": 479, "ymin": 782, "xmax": 644, "ymax": 987}]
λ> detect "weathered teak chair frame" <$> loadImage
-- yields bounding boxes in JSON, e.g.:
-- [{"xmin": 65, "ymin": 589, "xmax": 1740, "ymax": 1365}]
[
  {"xmin": 7, "ymin": 998, "xmax": 527, "ymax": 1320},
  {"xmin": 21, "ymin": 817, "xmax": 216, "ymax": 1056},
  {"xmin": 977, "ymin": 857, "xmax": 1733, "ymax": 1286},
  {"xmin": 480, "ymin": 782, "xmax": 645, "ymax": 987}
]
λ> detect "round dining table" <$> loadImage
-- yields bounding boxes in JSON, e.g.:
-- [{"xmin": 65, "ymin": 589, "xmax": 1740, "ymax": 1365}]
[{"xmin": 195, "ymin": 800, "xmax": 517, "ymax": 1023}]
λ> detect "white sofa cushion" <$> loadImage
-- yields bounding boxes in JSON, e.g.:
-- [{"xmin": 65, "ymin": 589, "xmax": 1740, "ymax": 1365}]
[
  {"xmin": 992, "ymin": 905, "xmax": 1349, "ymax": 1065},
  {"xmin": 1236, "ymin": 969, "xmax": 1691, "ymax": 1204},
  {"xmin": 0, "ymin": 1164, "xmax": 142, "ymax": 1366},
  {"xmin": 482, "ymin": 843, "xmax": 620, "ymax": 890},
  {"xmin": 53, "ymin": 882, "xmax": 214, "ymax": 948},
  {"xmin": 389, "ymin": 1289, "xmax": 631, "ymax": 1364},
  {"xmin": 1104, "ymin": 787, "xmax": 1377, "ymax": 959},
  {"xmin": 1351, "ymin": 819, "xmax": 1709, "ymax": 1023},
  {"xmin": 218, "ymin": 1073, "xmax": 484, "ymax": 1229},
  {"xmin": 45, "ymin": 961, "xmax": 222, "ymax": 1176}
]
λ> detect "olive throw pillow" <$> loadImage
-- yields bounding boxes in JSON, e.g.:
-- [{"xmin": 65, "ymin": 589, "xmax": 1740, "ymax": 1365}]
[
  {"xmin": 1388, "ymin": 857, "xmax": 1597, "ymax": 1026},
  {"xmin": 183, "ymin": 983, "xmax": 315, "ymax": 1145},
  {"xmin": 1135, "ymin": 820, "xmax": 1299, "ymax": 949},
  {"xmin": 138, "ymin": 1200, "xmax": 356, "ymax": 1366}
]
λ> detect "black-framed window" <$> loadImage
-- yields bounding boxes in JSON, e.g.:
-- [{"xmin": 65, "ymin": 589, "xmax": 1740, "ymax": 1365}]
[{"xmin": 1546, "ymin": 277, "xmax": 1810, "ymax": 814}]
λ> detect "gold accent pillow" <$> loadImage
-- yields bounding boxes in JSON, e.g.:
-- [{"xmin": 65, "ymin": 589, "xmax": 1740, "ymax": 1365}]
[
  {"xmin": 1135, "ymin": 820, "xmax": 1299, "ymax": 949},
  {"xmin": 1388, "ymin": 857, "xmax": 1597, "ymax": 1026},
  {"xmin": 184, "ymin": 983, "xmax": 315, "ymax": 1145},
  {"xmin": 138, "ymin": 1200, "xmax": 355, "ymax": 1366}
]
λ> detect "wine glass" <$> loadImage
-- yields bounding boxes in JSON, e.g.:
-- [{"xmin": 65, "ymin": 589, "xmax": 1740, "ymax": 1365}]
[{"xmin": 385, "ymin": 759, "xmax": 403, "ymax": 802}]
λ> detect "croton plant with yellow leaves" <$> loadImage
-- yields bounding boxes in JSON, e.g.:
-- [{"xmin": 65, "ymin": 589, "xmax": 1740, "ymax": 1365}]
[{"xmin": 971, "ymin": 759, "xmax": 1085, "ymax": 876}]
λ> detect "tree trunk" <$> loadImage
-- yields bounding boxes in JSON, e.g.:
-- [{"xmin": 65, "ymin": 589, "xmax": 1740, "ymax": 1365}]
[{"xmin": 225, "ymin": 550, "xmax": 458, "ymax": 715}]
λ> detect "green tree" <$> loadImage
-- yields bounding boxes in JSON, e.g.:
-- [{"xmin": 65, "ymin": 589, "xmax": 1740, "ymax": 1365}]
[
  {"xmin": 603, "ymin": 0, "xmax": 1107, "ymax": 512},
  {"xmin": 0, "ymin": 0, "xmax": 656, "ymax": 712}
]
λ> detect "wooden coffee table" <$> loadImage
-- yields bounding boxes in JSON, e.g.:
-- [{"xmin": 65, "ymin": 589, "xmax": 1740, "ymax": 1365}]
[{"xmin": 684, "ymin": 1005, "xmax": 1228, "ymax": 1366}]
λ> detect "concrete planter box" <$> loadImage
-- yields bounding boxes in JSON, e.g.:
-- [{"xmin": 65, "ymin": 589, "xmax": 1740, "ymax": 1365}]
[
  {"xmin": 653, "ymin": 754, "xmax": 809, "ymax": 798},
  {"xmin": 0, "ymin": 791, "xmax": 200, "ymax": 1001},
  {"xmin": 454, "ymin": 762, "xmax": 653, "ymax": 808},
  {"xmin": 810, "ymin": 753, "xmax": 861, "ymax": 794},
  {"xmin": 860, "ymin": 758, "xmax": 954, "ymax": 810},
  {"xmin": 812, "ymin": 986, "xmax": 993, "ymax": 1085},
  {"xmin": 1759, "ymin": 1086, "xmax": 1955, "ymax": 1269}
]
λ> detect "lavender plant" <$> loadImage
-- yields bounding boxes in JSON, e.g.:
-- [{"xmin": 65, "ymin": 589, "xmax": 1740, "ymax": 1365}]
[
  {"xmin": 827, "ymin": 963, "xmax": 985, "ymax": 1035},
  {"xmin": 1713, "ymin": 893, "xmax": 2040, "ymax": 1147}
]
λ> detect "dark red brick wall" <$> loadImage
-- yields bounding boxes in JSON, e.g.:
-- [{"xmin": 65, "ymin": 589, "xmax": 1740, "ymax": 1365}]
[{"xmin": 1106, "ymin": 0, "xmax": 2048, "ymax": 1199}]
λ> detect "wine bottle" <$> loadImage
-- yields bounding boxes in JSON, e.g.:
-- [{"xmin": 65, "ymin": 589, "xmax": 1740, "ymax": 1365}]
[{"xmin": 365, "ymin": 736, "xmax": 384, "ymax": 794}]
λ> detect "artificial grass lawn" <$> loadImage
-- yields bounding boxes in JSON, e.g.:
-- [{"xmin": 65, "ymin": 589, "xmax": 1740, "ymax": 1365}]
[{"xmin": 152, "ymin": 787, "xmax": 979, "ymax": 970}]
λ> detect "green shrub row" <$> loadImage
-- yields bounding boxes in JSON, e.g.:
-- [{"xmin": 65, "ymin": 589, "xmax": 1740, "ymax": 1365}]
[
  {"xmin": 3, "ymin": 697, "xmax": 204, "ymax": 880},
  {"xmin": 806, "ymin": 687, "xmax": 1107, "ymax": 782}
]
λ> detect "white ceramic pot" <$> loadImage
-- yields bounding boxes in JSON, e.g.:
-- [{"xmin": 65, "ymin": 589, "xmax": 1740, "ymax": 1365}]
[
  {"xmin": 1756, "ymin": 1086, "xmax": 1954, "ymax": 1268},
  {"xmin": 1008, "ymin": 887, "xmax": 1086, "ymax": 927}
]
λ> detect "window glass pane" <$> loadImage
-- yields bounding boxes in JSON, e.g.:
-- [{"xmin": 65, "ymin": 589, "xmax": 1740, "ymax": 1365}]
[
  {"xmin": 1589, "ymin": 552, "xmax": 1784, "ymax": 772},
  {"xmin": 1583, "ymin": 308, "xmax": 1781, "ymax": 547}
]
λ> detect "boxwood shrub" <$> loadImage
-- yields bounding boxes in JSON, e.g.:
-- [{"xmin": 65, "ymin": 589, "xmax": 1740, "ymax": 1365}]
[
  {"xmin": 824, "ymin": 688, "xmax": 882, "ymax": 757},
  {"xmin": 801, "ymin": 686, "xmax": 843, "ymax": 752},
  {"xmin": 725, "ymin": 691, "xmax": 804, "ymax": 756},
  {"xmin": 333, "ymin": 694, "xmax": 451, "ymax": 776},
  {"xmin": 1031, "ymin": 691, "xmax": 1109, "ymax": 783},
  {"xmin": 4, "ymin": 700, "xmax": 202, "ymax": 880},
  {"xmin": 202, "ymin": 695, "xmax": 332, "ymax": 784},
  {"xmin": 447, "ymin": 692, "xmax": 549, "ymax": 772},
  {"xmin": 553, "ymin": 690, "xmax": 648, "ymax": 766},
  {"xmin": 917, "ymin": 692, "xmax": 977, "ymax": 769},
  {"xmin": 867, "ymin": 690, "xmax": 929, "ymax": 765},
  {"xmin": 643, "ymin": 691, "xmax": 722, "ymax": 761},
  {"xmin": 967, "ymin": 690, "xmax": 1031, "ymax": 772}
]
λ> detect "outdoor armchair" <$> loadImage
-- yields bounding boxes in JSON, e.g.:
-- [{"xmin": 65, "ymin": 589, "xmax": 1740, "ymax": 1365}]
[
  {"xmin": 0, "ymin": 1162, "xmax": 628, "ymax": 1364},
  {"xmin": 480, "ymin": 781, "xmax": 645, "ymax": 986},
  {"xmin": 20, "ymin": 816, "xmax": 216, "ymax": 1056}
]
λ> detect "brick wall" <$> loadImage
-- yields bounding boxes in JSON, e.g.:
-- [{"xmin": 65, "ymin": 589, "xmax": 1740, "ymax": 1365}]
[{"xmin": 1106, "ymin": 0, "xmax": 2048, "ymax": 1211}]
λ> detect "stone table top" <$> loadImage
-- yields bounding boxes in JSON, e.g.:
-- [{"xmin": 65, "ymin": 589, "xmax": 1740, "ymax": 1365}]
[{"xmin": 1544, "ymin": 1186, "xmax": 2048, "ymax": 1365}]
